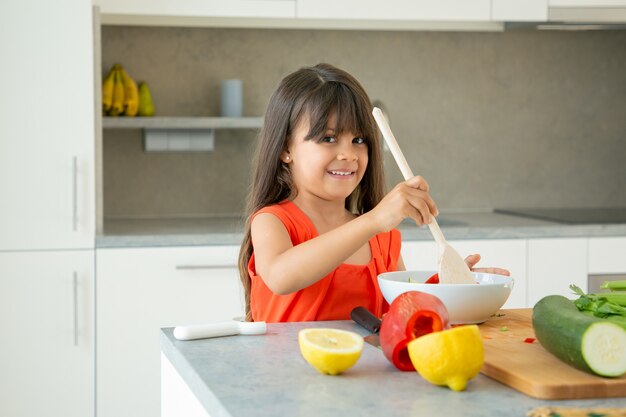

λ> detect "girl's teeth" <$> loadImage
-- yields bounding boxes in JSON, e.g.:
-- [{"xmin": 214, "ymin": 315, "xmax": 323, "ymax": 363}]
[{"xmin": 330, "ymin": 171, "xmax": 352, "ymax": 176}]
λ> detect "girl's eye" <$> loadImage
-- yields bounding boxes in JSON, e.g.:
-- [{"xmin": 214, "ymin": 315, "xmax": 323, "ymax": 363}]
[
  {"xmin": 320, "ymin": 136, "xmax": 336, "ymax": 143},
  {"xmin": 353, "ymin": 137, "xmax": 367, "ymax": 145}
]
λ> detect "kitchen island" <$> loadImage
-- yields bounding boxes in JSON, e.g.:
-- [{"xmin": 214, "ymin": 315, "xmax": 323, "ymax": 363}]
[{"xmin": 160, "ymin": 320, "xmax": 626, "ymax": 417}]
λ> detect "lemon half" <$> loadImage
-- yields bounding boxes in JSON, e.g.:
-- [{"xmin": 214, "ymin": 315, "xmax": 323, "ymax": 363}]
[
  {"xmin": 407, "ymin": 324, "xmax": 484, "ymax": 391},
  {"xmin": 298, "ymin": 328, "xmax": 364, "ymax": 375}
]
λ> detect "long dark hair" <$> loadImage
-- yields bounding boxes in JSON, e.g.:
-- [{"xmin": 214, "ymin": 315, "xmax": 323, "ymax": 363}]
[{"xmin": 238, "ymin": 63, "xmax": 386, "ymax": 321}]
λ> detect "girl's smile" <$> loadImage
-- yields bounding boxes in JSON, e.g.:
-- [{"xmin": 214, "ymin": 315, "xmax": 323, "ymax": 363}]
[{"xmin": 327, "ymin": 169, "xmax": 356, "ymax": 178}]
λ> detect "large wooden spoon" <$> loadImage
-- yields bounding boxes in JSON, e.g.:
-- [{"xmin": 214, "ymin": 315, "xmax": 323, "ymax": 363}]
[{"xmin": 372, "ymin": 107, "xmax": 474, "ymax": 284}]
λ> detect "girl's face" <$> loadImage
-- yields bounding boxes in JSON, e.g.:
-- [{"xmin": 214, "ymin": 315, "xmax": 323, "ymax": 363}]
[{"xmin": 284, "ymin": 113, "xmax": 369, "ymax": 202}]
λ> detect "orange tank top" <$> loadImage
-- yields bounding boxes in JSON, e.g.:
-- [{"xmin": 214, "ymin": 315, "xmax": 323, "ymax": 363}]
[{"xmin": 248, "ymin": 200, "xmax": 401, "ymax": 322}]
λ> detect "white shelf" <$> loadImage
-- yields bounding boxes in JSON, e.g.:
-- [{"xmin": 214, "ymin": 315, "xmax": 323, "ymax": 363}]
[{"xmin": 103, "ymin": 116, "xmax": 264, "ymax": 130}]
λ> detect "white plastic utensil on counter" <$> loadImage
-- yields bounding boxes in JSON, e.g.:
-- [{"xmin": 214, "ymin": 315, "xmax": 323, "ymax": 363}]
[
  {"xmin": 372, "ymin": 107, "xmax": 475, "ymax": 285},
  {"xmin": 173, "ymin": 319, "xmax": 267, "ymax": 341}
]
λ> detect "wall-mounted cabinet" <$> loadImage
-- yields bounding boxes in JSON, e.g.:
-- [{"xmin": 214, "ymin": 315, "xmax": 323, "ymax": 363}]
[
  {"xmin": 492, "ymin": 0, "xmax": 548, "ymax": 21},
  {"xmin": 297, "ymin": 0, "xmax": 492, "ymax": 21},
  {"xmin": 95, "ymin": 0, "xmax": 626, "ymax": 32},
  {"xmin": 94, "ymin": 0, "xmax": 555, "ymax": 31},
  {"xmin": 93, "ymin": 0, "xmax": 296, "ymax": 24}
]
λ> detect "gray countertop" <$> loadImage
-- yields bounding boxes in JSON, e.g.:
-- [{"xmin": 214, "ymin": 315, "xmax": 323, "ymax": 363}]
[
  {"xmin": 160, "ymin": 320, "xmax": 626, "ymax": 417},
  {"xmin": 98, "ymin": 211, "xmax": 626, "ymax": 248}
]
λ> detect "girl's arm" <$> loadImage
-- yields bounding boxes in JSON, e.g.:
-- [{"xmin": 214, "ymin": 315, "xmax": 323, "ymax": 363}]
[
  {"xmin": 397, "ymin": 255, "xmax": 407, "ymax": 271},
  {"xmin": 252, "ymin": 211, "xmax": 380, "ymax": 295},
  {"xmin": 252, "ymin": 176, "xmax": 436, "ymax": 295}
]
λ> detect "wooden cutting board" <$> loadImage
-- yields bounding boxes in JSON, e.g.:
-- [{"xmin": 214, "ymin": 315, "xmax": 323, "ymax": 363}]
[{"xmin": 479, "ymin": 308, "xmax": 626, "ymax": 400}]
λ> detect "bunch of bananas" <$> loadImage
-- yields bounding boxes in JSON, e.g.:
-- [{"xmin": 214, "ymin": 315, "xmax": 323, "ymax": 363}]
[{"xmin": 102, "ymin": 63, "xmax": 154, "ymax": 117}]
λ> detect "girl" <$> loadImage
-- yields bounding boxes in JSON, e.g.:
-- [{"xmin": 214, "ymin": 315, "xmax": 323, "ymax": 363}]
[{"xmin": 238, "ymin": 63, "xmax": 507, "ymax": 322}]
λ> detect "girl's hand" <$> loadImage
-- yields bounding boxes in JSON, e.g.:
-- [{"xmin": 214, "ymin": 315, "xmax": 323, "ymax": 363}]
[
  {"xmin": 464, "ymin": 254, "xmax": 511, "ymax": 276},
  {"xmin": 368, "ymin": 175, "xmax": 439, "ymax": 232}
]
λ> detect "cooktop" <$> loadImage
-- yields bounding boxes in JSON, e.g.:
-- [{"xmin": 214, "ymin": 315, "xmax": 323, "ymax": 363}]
[{"xmin": 494, "ymin": 207, "xmax": 626, "ymax": 225}]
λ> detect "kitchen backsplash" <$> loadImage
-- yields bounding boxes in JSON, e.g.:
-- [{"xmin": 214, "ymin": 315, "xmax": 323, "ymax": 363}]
[{"xmin": 102, "ymin": 26, "xmax": 626, "ymax": 219}]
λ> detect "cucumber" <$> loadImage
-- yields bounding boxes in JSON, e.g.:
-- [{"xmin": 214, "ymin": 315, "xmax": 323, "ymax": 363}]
[{"xmin": 532, "ymin": 295, "xmax": 626, "ymax": 377}]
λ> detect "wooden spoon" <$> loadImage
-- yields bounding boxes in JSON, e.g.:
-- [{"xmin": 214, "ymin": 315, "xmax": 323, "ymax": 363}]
[{"xmin": 372, "ymin": 107, "xmax": 474, "ymax": 284}]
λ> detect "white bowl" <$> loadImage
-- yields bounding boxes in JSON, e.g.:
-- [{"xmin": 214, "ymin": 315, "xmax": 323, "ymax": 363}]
[{"xmin": 378, "ymin": 271, "xmax": 514, "ymax": 324}]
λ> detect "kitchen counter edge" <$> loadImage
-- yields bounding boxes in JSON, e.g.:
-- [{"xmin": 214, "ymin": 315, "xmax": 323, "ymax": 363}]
[{"xmin": 97, "ymin": 220, "xmax": 626, "ymax": 248}]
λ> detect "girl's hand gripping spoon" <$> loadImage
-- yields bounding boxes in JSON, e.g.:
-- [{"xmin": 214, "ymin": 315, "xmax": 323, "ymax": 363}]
[{"xmin": 372, "ymin": 107, "xmax": 474, "ymax": 284}]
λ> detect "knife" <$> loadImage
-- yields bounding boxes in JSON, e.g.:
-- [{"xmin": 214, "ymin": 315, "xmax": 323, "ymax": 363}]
[{"xmin": 350, "ymin": 306, "xmax": 382, "ymax": 349}]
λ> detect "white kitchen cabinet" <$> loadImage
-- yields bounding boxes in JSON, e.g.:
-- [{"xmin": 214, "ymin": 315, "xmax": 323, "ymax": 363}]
[
  {"xmin": 95, "ymin": 0, "xmax": 504, "ymax": 30},
  {"xmin": 96, "ymin": 245, "xmax": 244, "ymax": 417},
  {"xmin": 527, "ymin": 238, "xmax": 587, "ymax": 306},
  {"xmin": 401, "ymin": 239, "xmax": 527, "ymax": 308},
  {"xmin": 0, "ymin": 250, "xmax": 94, "ymax": 417},
  {"xmin": 492, "ymin": 0, "xmax": 548, "ymax": 21},
  {"xmin": 161, "ymin": 353, "xmax": 211, "ymax": 417},
  {"xmin": 401, "ymin": 240, "xmax": 439, "ymax": 271},
  {"xmin": 588, "ymin": 237, "xmax": 626, "ymax": 274},
  {"xmin": 97, "ymin": 0, "xmax": 296, "ymax": 24},
  {"xmin": 297, "ymin": 0, "xmax": 491, "ymax": 21},
  {"xmin": 0, "ymin": 0, "xmax": 95, "ymax": 251}
]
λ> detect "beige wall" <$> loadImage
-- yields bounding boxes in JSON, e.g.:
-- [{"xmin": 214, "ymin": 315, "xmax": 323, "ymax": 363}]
[{"xmin": 102, "ymin": 26, "xmax": 626, "ymax": 218}]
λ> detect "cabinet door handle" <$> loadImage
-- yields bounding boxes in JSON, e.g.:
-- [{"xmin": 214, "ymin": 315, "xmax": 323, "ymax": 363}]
[
  {"xmin": 73, "ymin": 271, "xmax": 78, "ymax": 346},
  {"xmin": 72, "ymin": 156, "xmax": 78, "ymax": 232},
  {"xmin": 175, "ymin": 264, "xmax": 236, "ymax": 270}
]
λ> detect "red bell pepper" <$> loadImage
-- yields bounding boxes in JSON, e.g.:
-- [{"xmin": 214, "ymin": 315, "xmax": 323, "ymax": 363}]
[
  {"xmin": 425, "ymin": 273, "xmax": 439, "ymax": 284},
  {"xmin": 379, "ymin": 291, "xmax": 450, "ymax": 371}
]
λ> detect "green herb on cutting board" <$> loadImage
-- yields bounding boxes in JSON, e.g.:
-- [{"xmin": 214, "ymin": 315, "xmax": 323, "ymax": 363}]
[{"xmin": 570, "ymin": 284, "xmax": 626, "ymax": 330}]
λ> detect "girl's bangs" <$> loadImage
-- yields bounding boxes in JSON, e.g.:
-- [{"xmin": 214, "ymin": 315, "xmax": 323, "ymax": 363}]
[{"xmin": 302, "ymin": 82, "xmax": 369, "ymax": 141}]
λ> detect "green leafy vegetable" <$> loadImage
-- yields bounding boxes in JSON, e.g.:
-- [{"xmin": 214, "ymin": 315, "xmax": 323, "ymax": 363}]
[{"xmin": 570, "ymin": 284, "xmax": 626, "ymax": 330}]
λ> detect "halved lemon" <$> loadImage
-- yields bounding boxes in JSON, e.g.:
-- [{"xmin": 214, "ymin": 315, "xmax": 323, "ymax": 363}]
[
  {"xmin": 298, "ymin": 328, "xmax": 364, "ymax": 375},
  {"xmin": 407, "ymin": 324, "xmax": 484, "ymax": 391}
]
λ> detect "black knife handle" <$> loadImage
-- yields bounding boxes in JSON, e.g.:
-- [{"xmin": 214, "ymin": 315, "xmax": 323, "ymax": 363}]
[{"xmin": 350, "ymin": 306, "xmax": 382, "ymax": 334}]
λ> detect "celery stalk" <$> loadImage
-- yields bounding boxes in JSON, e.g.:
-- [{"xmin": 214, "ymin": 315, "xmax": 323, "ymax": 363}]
[
  {"xmin": 600, "ymin": 291, "xmax": 626, "ymax": 307},
  {"xmin": 601, "ymin": 280, "xmax": 626, "ymax": 291}
]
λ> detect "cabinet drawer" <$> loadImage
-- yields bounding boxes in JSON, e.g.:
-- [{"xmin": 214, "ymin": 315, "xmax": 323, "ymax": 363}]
[
  {"xmin": 527, "ymin": 238, "xmax": 587, "ymax": 306},
  {"xmin": 297, "ymin": 0, "xmax": 491, "ymax": 21}
]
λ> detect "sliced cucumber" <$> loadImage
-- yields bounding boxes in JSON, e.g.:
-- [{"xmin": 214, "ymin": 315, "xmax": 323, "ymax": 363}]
[
  {"xmin": 582, "ymin": 321, "xmax": 626, "ymax": 377},
  {"xmin": 533, "ymin": 295, "xmax": 626, "ymax": 377}
]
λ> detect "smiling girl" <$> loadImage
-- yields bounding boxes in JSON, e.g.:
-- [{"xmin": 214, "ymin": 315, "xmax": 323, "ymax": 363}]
[{"xmin": 238, "ymin": 63, "xmax": 505, "ymax": 322}]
